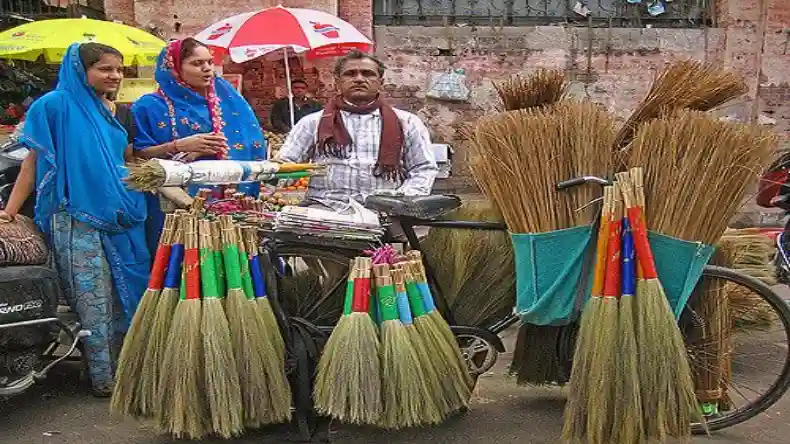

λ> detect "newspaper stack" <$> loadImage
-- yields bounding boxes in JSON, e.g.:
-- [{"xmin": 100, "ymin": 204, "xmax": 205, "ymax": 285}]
[{"xmin": 274, "ymin": 200, "xmax": 383, "ymax": 242}]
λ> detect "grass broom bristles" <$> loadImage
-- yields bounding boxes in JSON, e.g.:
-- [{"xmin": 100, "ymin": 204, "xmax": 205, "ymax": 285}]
[
  {"xmin": 613, "ymin": 60, "xmax": 748, "ymax": 148},
  {"xmin": 243, "ymin": 227, "xmax": 286, "ymax": 360},
  {"xmin": 585, "ymin": 183, "xmax": 623, "ymax": 444},
  {"xmin": 198, "ymin": 220, "xmax": 243, "ymax": 438},
  {"xmin": 621, "ymin": 169, "xmax": 701, "ymax": 440},
  {"xmin": 137, "ymin": 215, "xmax": 184, "ymax": 417},
  {"xmin": 392, "ymin": 267, "xmax": 445, "ymax": 425},
  {"xmin": 111, "ymin": 213, "xmax": 175, "ymax": 417},
  {"xmin": 376, "ymin": 266, "xmax": 440, "ymax": 429},
  {"xmin": 612, "ymin": 174, "xmax": 645, "ymax": 444},
  {"xmin": 625, "ymin": 110, "xmax": 777, "ymax": 245},
  {"xmin": 156, "ymin": 215, "xmax": 207, "ymax": 439},
  {"xmin": 237, "ymin": 224, "xmax": 291, "ymax": 425},
  {"xmin": 315, "ymin": 257, "xmax": 383, "ymax": 424},
  {"xmin": 494, "ymin": 69, "xmax": 568, "ymax": 111},
  {"xmin": 562, "ymin": 186, "xmax": 613, "ymax": 442},
  {"xmin": 404, "ymin": 265, "xmax": 471, "ymax": 415}
]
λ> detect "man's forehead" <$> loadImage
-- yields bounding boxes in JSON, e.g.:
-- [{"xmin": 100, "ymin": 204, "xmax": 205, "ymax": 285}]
[{"xmin": 341, "ymin": 59, "xmax": 378, "ymax": 72}]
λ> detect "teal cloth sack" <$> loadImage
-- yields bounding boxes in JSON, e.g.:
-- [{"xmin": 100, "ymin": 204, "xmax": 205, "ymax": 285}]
[
  {"xmin": 512, "ymin": 226, "xmax": 714, "ymax": 326},
  {"xmin": 511, "ymin": 225, "xmax": 595, "ymax": 326},
  {"xmin": 648, "ymin": 231, "xmax": 715, "ymax": 319}
]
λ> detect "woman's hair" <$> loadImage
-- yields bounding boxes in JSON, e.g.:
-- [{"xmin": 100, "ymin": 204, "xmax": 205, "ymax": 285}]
[
  {"xmin": 79, "ymin": 42, "xmax": 123, "ymax": 70},
  {"xmin": 180, "ymin": 37, "xmax": 209, "ymax": 62}
]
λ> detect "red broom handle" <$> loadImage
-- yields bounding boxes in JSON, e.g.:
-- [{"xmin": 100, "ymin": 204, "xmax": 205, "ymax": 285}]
[
  {"xmin": 627, "ymin": 207, "xmax": 658, "ymax": 279},
  {"xmin": 184, "ymin": 248, "xmax": 201, "ymax": 300},
  {"xmin": 147, "ymin": 244, "xmax": 172, "ymax": 290},
  {"xmin": 351, "ymin": 278, "xmax": 371, "ymax": 313},
  {"xmin": 602, "ymin": 212, "xmax": 622, "ymax": 298}
]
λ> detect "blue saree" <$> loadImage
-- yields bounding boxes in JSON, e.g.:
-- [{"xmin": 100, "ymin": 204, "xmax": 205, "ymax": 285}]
[
  {"xmin": 132, "ymin": 40, "xmax": 267, "ymax": 254},
  {"xmin": 18, "ymin": 43, "xmax": 151, "ymax": 392}
]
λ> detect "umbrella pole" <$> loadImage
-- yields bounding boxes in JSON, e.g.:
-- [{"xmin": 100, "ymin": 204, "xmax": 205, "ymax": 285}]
[{"xmin": 283, "ymin": 48, "xmax": 295, "ymax": 129}]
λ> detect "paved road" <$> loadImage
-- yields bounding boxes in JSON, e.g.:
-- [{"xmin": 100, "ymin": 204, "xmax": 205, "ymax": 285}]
[{"xmin": 1, "ymin": 323, "xmax": 789, "ymax": 444}]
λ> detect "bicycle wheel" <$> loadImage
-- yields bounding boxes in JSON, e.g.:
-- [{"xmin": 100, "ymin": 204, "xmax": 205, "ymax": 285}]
[{"xmin": 686, "ymin": 265, "xmax": 790, "ymax": 434}]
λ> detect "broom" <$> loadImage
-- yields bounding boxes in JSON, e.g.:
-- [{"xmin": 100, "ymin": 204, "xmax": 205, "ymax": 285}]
[
  {"xmin": 111, "ymin": 213, "xmax": 176, "ymax": 416},
  {"xmin": 374, "ymin": 264, "xmax": 440, "ymax": 429},
  {"xmin": 404, "ymin": 252, "xmax": 474, "ymax": 393},
  {"xmin": 198, "ymin": 219, "xmax": 243, "ymax": 438},
  {"xmin": 314, "ymin": 257, "xmax": 382, "ymax": 425},
  {"xmin": 493, "ymin": 69, "xmax": 567, "ymax": 111},
  {"xmin": 220, "ymin": 216, "xmax": 285, "ymax": 428},
  {"xmin": 237, "ymin": 224, "xmax": 291, "ymax": 425},
  {"xmin": 584, "ymin": 182, "xmax": 623, "ymax": 444},
  {"xmin": 137, "ymin": 214, "xmax": 185, "ymax": 417},
  {"xmin": 620, "ymin": 169, "xmax": 701, "ymax": 440},
  {"xmin": 611, "ymin": 178, "xmax": 644, "ymax": 444},
  {"xmin": 392, "ymin": 266, "xmax": 445, "ymax": 424},
  {"xmin": 156, "ymin": 214, "xmax": 207, "ymax": 439},
  {"xmin": 403, "ymin": 262, "xmax": 472, "ymax": 415},
  {"xmin": 244, "ymin": 226, "xmax": 285, "ymax": 360},
  {"xmin": 561, "ymin": 185, "xmax": 613, "ymax": 442}
]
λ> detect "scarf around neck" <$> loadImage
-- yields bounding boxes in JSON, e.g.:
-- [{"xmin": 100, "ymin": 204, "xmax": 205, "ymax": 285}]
[{"xmin": 316, "ymin": 95, "xmax": 405, "ymax": 181}]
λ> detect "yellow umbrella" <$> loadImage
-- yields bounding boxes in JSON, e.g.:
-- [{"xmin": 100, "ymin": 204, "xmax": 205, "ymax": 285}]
[{"xmin": 0, "ymin": 18, "xmax": 165, "ymax": 66}]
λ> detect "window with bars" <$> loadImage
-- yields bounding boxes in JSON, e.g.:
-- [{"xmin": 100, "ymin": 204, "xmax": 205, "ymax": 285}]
[{"xmin": 373, "ymin": 0, "xmax": 712, "ymax": 27}]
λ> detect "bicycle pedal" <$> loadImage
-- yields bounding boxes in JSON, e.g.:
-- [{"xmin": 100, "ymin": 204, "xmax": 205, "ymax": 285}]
[{"xmin": 700, "ymin": 402, "xmax": 720, "ymax": 417}]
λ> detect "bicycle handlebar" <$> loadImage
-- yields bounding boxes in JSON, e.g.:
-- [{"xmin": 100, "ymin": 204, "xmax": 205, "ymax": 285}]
[{"xmin": 555, "ymin": 175, "xmax": 612, "ymax": 191}]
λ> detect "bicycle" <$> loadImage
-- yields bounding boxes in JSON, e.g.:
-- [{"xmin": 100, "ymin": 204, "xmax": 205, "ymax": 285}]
[{"xmin": 258, "ymin": 175, "xmax": 790, "ymax": 440}]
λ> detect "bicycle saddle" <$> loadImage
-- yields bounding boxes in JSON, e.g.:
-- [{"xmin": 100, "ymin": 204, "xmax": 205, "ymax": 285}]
[{"xmin": 364, "ymin": 194, "xmax": 462, "ymax": 220}]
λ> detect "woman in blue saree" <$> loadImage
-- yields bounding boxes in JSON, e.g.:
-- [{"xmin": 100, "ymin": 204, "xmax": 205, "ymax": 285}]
[
  {"xmin": 132, "ymin": 38, "xmax": 267, "ymax": 254},
  {"xmin": 0, "ymin": 43, "xmax": 150, "ymax": 396}
]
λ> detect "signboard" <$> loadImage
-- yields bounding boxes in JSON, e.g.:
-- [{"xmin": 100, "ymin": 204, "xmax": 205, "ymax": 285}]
[{"xmin": 116, "ymin": 78, "xmax": 157, "ymax": 103}]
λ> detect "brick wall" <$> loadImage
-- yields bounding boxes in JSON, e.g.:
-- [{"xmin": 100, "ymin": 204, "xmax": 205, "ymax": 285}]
[{"xmin": 107, "ymin": 0, "xmax": 790, "ymax": 224}]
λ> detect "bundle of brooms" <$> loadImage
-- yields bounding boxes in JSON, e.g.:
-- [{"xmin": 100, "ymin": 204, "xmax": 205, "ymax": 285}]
[
  {"xmin": 494, "ymin": 68, "xmax": 568, "ymax": 111},
  {"xmin": 468, "ymin": 101, "xmax": 617, "ymax": 385}
]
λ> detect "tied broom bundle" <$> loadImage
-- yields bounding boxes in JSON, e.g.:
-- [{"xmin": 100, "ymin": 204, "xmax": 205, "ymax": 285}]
[
  {"xmin": 314, "ymin": 257, "xmax": 382, "ymax": 425},
  {"xmin": 237, "ymin": 224, "xmax": 291, "ymax": 425},
  {"xmin": 403, "ymin": 262, "xmax": 472, "ymax": 414},
  {"xmin": 494, "ymin": 68, "xmax": 567, "ymax": 111},
  {"xmin": 374, "ymin": 264, "xmax": 440, "ymax": 429},
  {"xmin": 619, "ymin": 170, "xmax": 700, "ymax": 440},
  {"xmin": 584, "ymin": 183, "xmax": 623, "ymax": 444},
  {"xmin": 469, "ymin": 101, "xmax": 615, "ymax": 385},
  {"xmin": 156, "ymin": 214, "xmax": 207, "ymax": 439},
  {"xmin": 111, "ymin": 213, "xmax": 176, "ymax": 416},
  {"xmin": 404, "ymin": 252, "xmax": 474, "ymax": 394},
  {"xmin": 220, "ymin": 216, "xmax": 283, "ymax": 428},
  {"xmin": 562, "ymin": 186, "xmax": 613, "ymax": 441},
  {"xmin": 392, "ymin": 267, "xmax": 445, "ymax": 424},
  {"xmin": 244, "ymin": 227, "xmax": 285, "ymax": 360},
  {"xmin": 198, "ymin": 219, "xmax": 243, "ymax": 438},
  {"xmin": 612, "ymin": 188, "xmax": 645, "ymax": 444},
  {"xmin": 613, "ymin": 60, "xmax": 748, "ymax": 148},
  {"xmin": 137, "ymin": 213, "xmax": 185, "ymax": 416}
]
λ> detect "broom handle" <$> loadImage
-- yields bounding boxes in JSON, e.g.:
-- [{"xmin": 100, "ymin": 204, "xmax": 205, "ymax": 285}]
[
  {"xmin": 250, "ymin": 255, "xmax": 268, "ymax": 299},
  {"xmin": 376, "ymin": 284, "xmax": 399, "ymax": 322},
  {"xmin": 351, "ymin": 277, "xmax": 371, "ymax": 313},
  {"xmin": 591, "ymin": 188, "xmax": 612, "ymax": 297},
  {"xmin": 148, "ymin": 244, "xmax": 172, "ymax": 291},
  {"xmin": 163, "ymin": 244, "xmax": 185, "ymax": 290},
  {"xmin": 184, "ymin": 247, "xmax": 201, "ymax": 300},
  {"xmin": 602, "ymin": 207, "xmax": 622, "ymax": 298},
  {"xmin": 396, "ymin": 291, "xmax": 413, "ymax": 326},
  {"xmin": 222, "ymin": 244, "xmax": 244, "ymax": 290},
  {"xmin": 628, "ymin": 207, "xmax": 659, "ymax": 280},
  {"xmin": 621, "ymin": 218, "xmax": 636, "ymax": 297},
  {"xmin": 200, "ymin": 246, "xmax": 220, "ymax": 298},
  {"xmin": 405, "ymin": 282, "xmax": 427, "ymax": 318}
]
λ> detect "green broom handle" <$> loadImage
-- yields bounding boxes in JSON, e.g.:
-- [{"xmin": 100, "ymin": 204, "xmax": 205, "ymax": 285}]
[
  {"xmin": 405, "ymin": 282, "xmax": 427, "ymax": 318},
  {"xmin": 239, "ymin": 249, "xmax": 255, "ymax": 300},
  {"xmin": 214, "ymin": 250, "xmax": 226, "ymax": 297},
  {"xmin": 222, "ymin": 244, "xmax": 244, "ymax": 290},
  {"xmin": 376, "ymin": 284, "xmax": 399, "ymax": 322},
  {"xmin": 200, "ymin": 246, "xmax": 220, "ymax": 298},
  {"xmin": 343, "ymin": 277, "xmax": 354, "ymax": 316}
]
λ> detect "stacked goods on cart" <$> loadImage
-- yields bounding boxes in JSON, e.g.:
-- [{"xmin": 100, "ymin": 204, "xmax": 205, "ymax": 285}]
[
  {"xmin": 274, "ymin": 200, "xmax": 383, "ymax": 242},
  {"xmin": 314, "ymin": 249, "xmax": 472, "ymax": 429},
  {"xmin": 264, "ymin": 130, "xmax": 286, "ymax": 158},
  {"xmin": 110, "ymin": 208, "xmax": 291, "ymax": 440},
  {"xmin": 259, "ymin": 175, "xmax": 310, "ymax": 211},
  {"xmin": 124, "ymin": 158, "xmax": 323, "ymax": 192},
  {"xmin": 467, "ymin": 60, "xmax": 777, "ymax": 443}
]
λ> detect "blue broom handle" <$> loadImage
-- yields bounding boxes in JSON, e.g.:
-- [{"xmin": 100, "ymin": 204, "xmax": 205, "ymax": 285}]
[{"xmin": 621, "ymin": 218, "xmax": 636, "ymax": 296}]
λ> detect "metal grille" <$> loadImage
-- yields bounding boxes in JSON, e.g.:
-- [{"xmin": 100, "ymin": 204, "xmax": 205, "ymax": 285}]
[{"xmin": 374, "ymin": 0, "xmax": 711, "ymax": 27}]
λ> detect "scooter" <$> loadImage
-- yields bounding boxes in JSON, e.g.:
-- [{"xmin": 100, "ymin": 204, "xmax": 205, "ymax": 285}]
[{"xmin": 0, "ymin": 139, "xmax": 88, "ymax": 397}]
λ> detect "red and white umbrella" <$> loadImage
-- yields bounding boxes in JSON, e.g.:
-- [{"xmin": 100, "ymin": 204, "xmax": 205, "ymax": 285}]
[{"xmin": 194, "ymin": 6, "xmax": 373, "ymax": 63}]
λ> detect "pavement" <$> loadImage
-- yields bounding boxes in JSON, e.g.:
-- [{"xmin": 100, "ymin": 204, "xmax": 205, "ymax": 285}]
[{"xmin": 1, "ymin": 322, "xmax": 789, "ymax": 444}]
